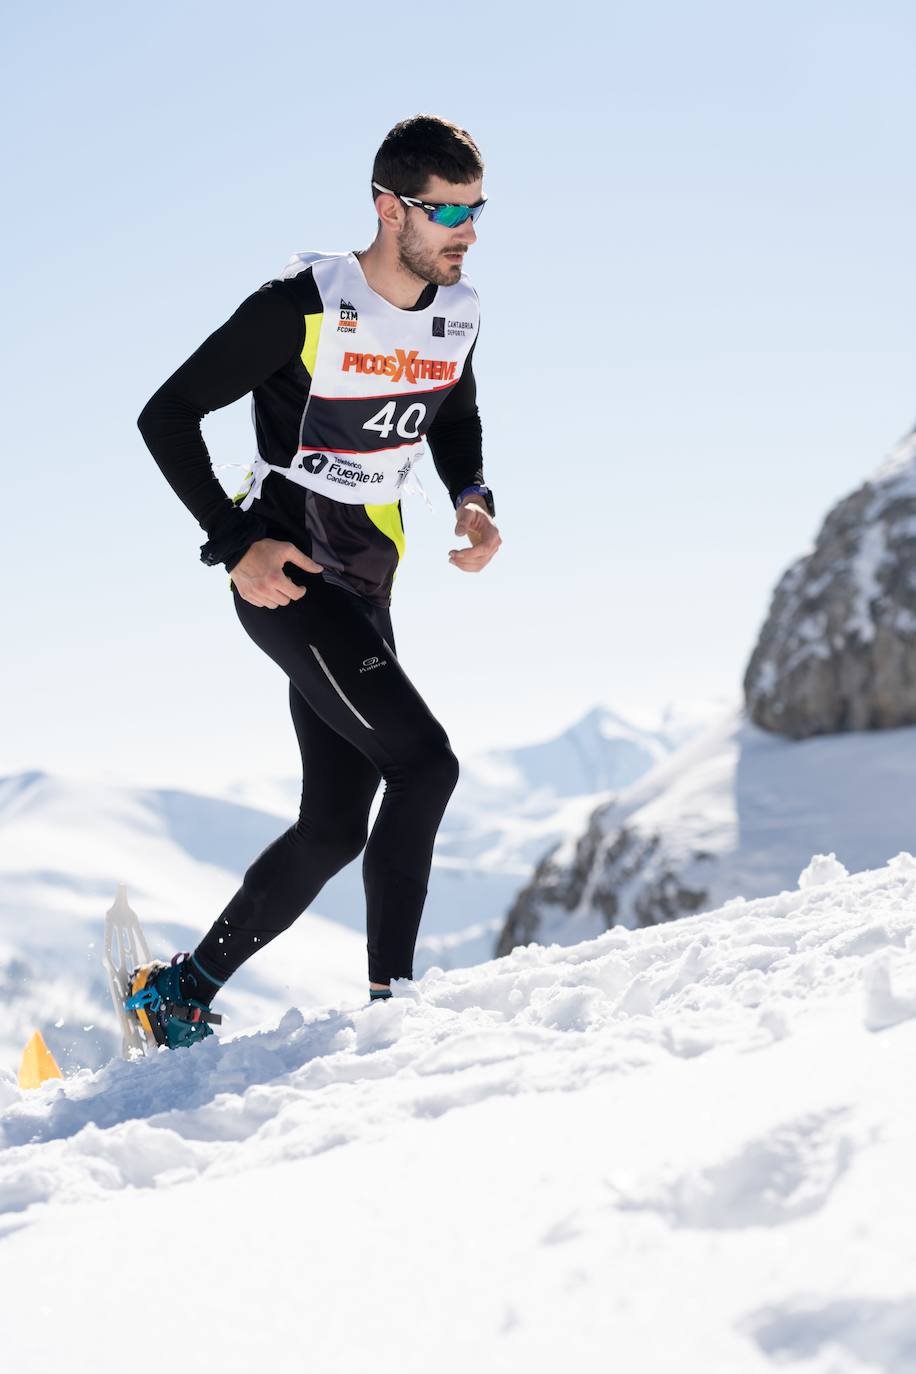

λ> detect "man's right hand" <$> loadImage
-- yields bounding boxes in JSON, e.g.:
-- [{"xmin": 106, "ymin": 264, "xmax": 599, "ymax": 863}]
[{"xmin": 230, "ymin": 539, "xmax": 324, "ymax": 609}]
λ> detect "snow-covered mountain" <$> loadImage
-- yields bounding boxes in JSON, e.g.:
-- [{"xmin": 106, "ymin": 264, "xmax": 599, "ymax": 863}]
[
  {"xmin": 455, "ymin": 703, "xmax": 676, "ymax": 800},
  {"xmin": 498, "ymin": 706, "xmax": 916, "ymax": 952},
  {"xmin": 0, "ymin": 704, "xmax": 698, "ymax": 1075},
  {"xmin": 2, "ymin": 853, "xmax": 915, "ymax": 1370}
]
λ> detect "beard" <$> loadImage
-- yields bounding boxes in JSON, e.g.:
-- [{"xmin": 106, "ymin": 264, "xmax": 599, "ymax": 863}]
[{"xmin": 397, "ymin": 216, "xmax": 464, "ymax": 286}]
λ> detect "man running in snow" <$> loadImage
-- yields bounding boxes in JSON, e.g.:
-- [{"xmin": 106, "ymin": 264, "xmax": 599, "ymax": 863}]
[{"xmin": 131, "ymin": 115, "xmax": 500, "ymax": 1049}]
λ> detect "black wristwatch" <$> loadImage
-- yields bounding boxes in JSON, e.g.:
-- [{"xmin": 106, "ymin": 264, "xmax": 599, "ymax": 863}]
[{"xmin": 454, "ymin": 483, "xmax": 495, "ymax": 517}]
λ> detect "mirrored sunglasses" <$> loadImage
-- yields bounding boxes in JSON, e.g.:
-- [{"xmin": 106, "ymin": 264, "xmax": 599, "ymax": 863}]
[{"xmin": 372, "ymin": 181, "xmax": 487, "ymax": 228}]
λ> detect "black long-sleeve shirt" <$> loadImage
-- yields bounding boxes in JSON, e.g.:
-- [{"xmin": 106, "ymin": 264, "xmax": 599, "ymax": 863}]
[{"xmin": 137, "ymin": 259, "xmax": 489, "ymax": 605}]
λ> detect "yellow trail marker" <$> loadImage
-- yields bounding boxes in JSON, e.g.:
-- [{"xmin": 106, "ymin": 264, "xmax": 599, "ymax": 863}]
[{"xmin": 18, "ymin": 1029, "xmax": 63, "ymax": 1090}]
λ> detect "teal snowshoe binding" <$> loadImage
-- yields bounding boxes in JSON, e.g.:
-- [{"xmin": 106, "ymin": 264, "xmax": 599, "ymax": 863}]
[{"xmin": 124, "ymin": 953, "xmax": 222, "ymax": 1051}]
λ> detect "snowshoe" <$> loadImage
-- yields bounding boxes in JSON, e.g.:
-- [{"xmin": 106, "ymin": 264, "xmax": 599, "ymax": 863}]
[{"xmin": 124, "ymin": 954, "xmax": 222, "ymax": 1051}]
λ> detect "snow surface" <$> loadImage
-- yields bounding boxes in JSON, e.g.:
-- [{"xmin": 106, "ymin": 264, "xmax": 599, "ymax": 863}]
[{"xmin": 2, "ymin": 854, "xmax": 916, "ymax": 1371}]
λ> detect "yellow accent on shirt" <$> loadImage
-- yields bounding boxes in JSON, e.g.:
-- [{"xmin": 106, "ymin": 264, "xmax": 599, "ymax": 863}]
[
  {"xmin": 301, "ymin": 312, "xmax": 323, "ymax": 376},
  {"xmin": 364, "ymin": 501, "xmax": 406, "ymax": 584}
]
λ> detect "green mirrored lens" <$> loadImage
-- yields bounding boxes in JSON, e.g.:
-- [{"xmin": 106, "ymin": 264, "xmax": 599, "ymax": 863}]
[{"xmin": 431, "ymin": 204, "xmax": 472, "ymax": 227}]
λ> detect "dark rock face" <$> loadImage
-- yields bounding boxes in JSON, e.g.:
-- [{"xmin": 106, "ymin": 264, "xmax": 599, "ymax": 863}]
[
  {"xmin": 495, "ymin": 802, "xmax": 713, "ymax": 956},
  {"xmin": 496, "ymin": 801, "xmax": 617, "ymax": 956},
  {"xmin": 744, "ymin": 428, "xmax": 916, "ymax": 739}
]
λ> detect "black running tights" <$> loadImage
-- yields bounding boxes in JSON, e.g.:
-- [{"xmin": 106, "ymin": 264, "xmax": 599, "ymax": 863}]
[{"xmin": 192, "ymin": 573, "xmax": 459, "ymax": 990}]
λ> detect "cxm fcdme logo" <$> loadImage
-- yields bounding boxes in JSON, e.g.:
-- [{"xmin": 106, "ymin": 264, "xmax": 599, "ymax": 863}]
[
  {"xmin": 359, "ymin": 655, "xmax": 387, "ymax": 673},
  {"xmin": 338, "ymin": 299, "xmax": 358, "ymax": 333}
]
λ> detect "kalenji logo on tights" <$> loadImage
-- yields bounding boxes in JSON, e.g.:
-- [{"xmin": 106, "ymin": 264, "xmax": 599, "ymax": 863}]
[{"xmin": 341, "ymin": 349, "xmax": 457, "ymax": 385}]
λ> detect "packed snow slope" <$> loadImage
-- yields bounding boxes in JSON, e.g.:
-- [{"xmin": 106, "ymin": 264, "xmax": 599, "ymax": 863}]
[{"xmin": 2, "ymin": 853, "xmax": 916, "ymax": 1373}]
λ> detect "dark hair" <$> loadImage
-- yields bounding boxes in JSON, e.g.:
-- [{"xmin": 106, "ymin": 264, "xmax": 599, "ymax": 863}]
[{"xmin": 372, "ymin": 115, "xmax": 483, "ymax": 201}]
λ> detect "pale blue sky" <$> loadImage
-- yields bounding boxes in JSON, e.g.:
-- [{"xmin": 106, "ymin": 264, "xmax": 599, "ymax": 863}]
[{"xmin": 3, "ymin": 1, "xmax": 915, "ymax": 789}]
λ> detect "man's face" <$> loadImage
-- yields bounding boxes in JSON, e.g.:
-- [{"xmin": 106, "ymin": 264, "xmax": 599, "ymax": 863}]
[{"xmin": 396, "ymin": 174, "xmax": 483, "ymax": 287}]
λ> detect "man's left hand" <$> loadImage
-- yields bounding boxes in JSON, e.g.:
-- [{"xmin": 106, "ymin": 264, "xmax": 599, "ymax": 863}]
[{"xmin": 449, "ymin": 497, "xmax": 502, "ymax": 572}]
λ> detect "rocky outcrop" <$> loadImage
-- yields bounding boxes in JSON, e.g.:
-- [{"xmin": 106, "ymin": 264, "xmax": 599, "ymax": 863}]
[
  {"xmin": 495, "ymin": 797, "xmax": 715, "ymax": 955},
  {"xmin": 495, "ymin": 800, "xmax": 616, "ymax": 954},
  {"xmin": 744, "ymin": 426, "xmax": 916, "ymax": 738}
]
